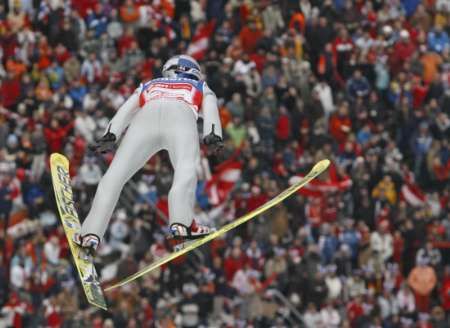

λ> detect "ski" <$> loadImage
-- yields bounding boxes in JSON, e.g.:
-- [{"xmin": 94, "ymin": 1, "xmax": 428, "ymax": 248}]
[
  {"xmin": 105, "ymin": 159, "xmax": 330, "ymax": 291},
  {"xmin": 50, "ymin": 153, "xmax": 107, "ymax": 310}
]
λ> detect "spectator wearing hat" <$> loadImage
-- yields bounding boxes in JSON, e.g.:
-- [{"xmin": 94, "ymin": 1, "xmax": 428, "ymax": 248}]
[
  {"xmin": 369, "ymin": 220, "xmax": 393, "ymax": 274},
  {"xmin": 391, "ymin": 29, "xmax": 416, "ymax": 74},
  {"xmin": 303, "ymin": 302, "xmax": 323, "ymax": 328},
  {"xmin": 416, "ymin": 241, "xmax": 442, "ymax": 269},
  {"xmin": 176, "ymin": 283, "xmax": 201, "ymax": 328},
  {"xmin": 346, "ymin": 69, "xmax": 371, "ymax": 102}
]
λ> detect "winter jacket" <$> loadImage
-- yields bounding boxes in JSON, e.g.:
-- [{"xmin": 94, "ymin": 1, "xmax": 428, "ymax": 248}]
[
  {"xmin": 262, "ymin": 5, "xmax": 284, "ymax": 34},
  {"xmin": 329, "ymin": 114, "xmax": 352, "ymax": 144},
  {"xmin": 428, "ymin": 30, "xmax": 450, "ymax": 53},
  {"xmin": 44, "ymin": 122, "xmax": 74, "ymax": 153},
  {"xmin": 346, "ymin": 77, "xmax": 370, "ymax": 100},
  {"xmin": 408, "ymin": 265, "xmax": 437, "ymax": 296}
]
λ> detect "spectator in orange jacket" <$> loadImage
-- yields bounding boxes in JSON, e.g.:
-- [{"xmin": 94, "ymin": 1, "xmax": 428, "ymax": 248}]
[
  {"xmin": 120, "ymin": 0, "xmax": 140, "ymax": 24},
  {"xmin": 408, "ymin": 259, "xmax": 437, "ymax": 313},
  {"xmin": 288, "ymin": 11, "xmax": 305, "ymax": 34}
]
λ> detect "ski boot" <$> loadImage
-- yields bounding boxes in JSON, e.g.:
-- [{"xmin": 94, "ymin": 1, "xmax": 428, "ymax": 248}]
[
  {"xmin": 72, "ymin": 233, "xmax": 100, "ymax": 261},
  {"xmin": 169, "ymin": 220, "xmax": 214, "ymax": 251}
]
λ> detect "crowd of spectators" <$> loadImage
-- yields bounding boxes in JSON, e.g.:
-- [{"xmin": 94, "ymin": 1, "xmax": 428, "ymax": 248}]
[{"xmin": 1, "ymin": 0, "xmax": 450, "ymax": 327}]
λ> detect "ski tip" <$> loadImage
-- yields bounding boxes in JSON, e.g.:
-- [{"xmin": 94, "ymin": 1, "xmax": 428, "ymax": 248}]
[
  {"xmin": 50, "ymin": 153, "xmax": 69, "ymax": 164},
  {"xmin": 89, "ymin": 301, "xmax": 108, "ymax": 311},
  {"xmin": 50, "ymin": 152, "xmax": 63, "ymax": 159},
  {"xmin": 312, "ymin": 159, "xmax": 331, "ymax": 172}
]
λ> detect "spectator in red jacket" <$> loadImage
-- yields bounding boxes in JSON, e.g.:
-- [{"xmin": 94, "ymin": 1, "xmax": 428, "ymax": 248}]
[
  {"xmin": 224, "ymin": 245, "xmax": 247, "ymax": 282},
  {"xmin": 117, "ymin": 27, "xmax": 137, "ymax": 56},
  {"xmin": 440, "ymin": 265, "xmax": 450, "ymax": 312},
  {"xmin": 391, "ymin": 29, "xmax": 417, "ymax": 73},
  {"xmin": 44, "ymin": 119, "xmax": 74, "ymax": 153},
  {"xmin": 1, "ymin": 72, "xmax": 21, "ymax": 108},
  {"xmin": 332, "ymin": 27, "xmax": 354, "ymax": 80},
  {"xmin": 239, "ymin": 21, "xmax": 263, "ymax": 54},
  {"xmin": 276, "ymin": 106, "xmax": 291, "ymax": 142},
  {"xmin": 346, "ymin": 296, "xmax": 364, "ymax": 328},
  {"xmin": 0, "ymin": 293, "xmax": 32, "ymax": 327},
  {"xmin": 329, "ymin": 102, "xmax": 352, "ymax": 145}
]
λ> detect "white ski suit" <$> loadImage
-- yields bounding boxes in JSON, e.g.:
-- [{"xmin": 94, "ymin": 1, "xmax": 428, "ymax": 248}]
[{"xmin": 81, "ymin": 77, "xmax": 222, "ymax": 240}]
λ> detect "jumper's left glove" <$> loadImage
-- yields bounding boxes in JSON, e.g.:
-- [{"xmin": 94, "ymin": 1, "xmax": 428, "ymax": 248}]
[
  {"xmin": 203, "ymin": 125, "xmax": 224, "ymax": 155},
  {"xmin": 89, "ymin": 131, "xmax": 117, "ymax": 154}
]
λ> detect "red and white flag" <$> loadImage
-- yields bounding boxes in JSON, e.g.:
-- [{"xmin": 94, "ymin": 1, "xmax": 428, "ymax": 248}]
[
  {"xmin": 289, "ymin": 163, "xmax": 352, "ymax": 198},
  {"xmin": 187, "ymin": 20, "xmax": 215, "ymax": 60},
  {"xmin": 400, "ymin": 171, "xmax": 426, "ymax": 207},
  {"xmin": 206, "ymin": 159, "xmax": 242, "ymax": 205},
  {"xmin": 164, "ymin": 24, "xmax": 177, "ymax": 41}
]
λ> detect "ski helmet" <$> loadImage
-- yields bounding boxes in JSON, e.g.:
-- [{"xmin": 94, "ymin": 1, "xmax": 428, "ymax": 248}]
[{"xmin": 162, "ymin": 55, "xmax": 203, "ymax": 81}]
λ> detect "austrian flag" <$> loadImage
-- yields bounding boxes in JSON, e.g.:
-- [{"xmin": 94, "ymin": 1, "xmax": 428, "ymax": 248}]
[
  {"xmin": 289, "ymin": 163, "xmax": 352, "ymax": 197},
  {"xmin": 400, "ymin": 171, "xmax": 426, "ymax": 207},
  {"xmin": 187, "ymin": 20, "xmax": 216, "ymax": 60},
  {"xmin": 206, "ymin": 159, "xmax": 242, "ymax": 205}
]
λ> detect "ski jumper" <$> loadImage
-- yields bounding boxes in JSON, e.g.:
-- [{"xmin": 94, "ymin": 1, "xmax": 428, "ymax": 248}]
[{"xmin": 80, "ymin": 77, "xmax": 222, "ymax": 240}]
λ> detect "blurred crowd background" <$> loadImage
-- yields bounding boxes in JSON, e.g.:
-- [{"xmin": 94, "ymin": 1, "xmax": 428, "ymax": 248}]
[{"xmin": 1, "ymin": 0, "xmax": 450, "ymax": 327}]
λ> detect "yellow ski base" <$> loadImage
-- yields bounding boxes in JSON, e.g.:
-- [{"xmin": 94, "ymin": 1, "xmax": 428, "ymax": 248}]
[
  {"xmin": 105, "ymin": 159, "xmax": 330, "ymax": 291},
  {"xmin": 50, "ymin": 153, "xmax": 107, "ymax": 310}
]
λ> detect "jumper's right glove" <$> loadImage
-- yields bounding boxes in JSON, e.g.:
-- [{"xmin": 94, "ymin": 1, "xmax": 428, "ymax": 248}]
[
  {"xmin": 89, "ymin": 130, "xmax": 117, "ymax": 154},
  {"xmin": 203, "ymin": 125, "xmax": 224, "ymax": 155}
]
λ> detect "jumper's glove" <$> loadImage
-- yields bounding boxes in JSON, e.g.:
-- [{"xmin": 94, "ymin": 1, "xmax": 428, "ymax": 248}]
[
  {"xmin": 203, "ymin": 125, "xmax": 224, "ymax": 155},
  {"xmin": 89, "ymin": 131, "xmax": 117, "ymax": 154}
]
